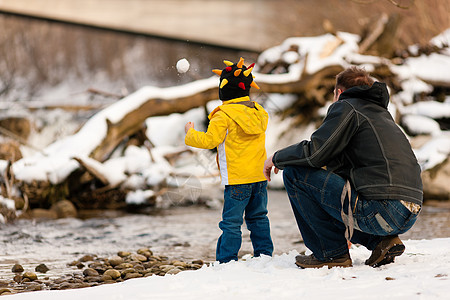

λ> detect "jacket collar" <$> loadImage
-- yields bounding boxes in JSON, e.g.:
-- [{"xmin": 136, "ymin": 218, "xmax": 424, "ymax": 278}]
[
  {"xmin": 222, "ymin": 96, "xmax": 251, "ymax": 105},
  {"xmin": 340, "ymin": 82, "xmax": 390, "ymax": 108}
]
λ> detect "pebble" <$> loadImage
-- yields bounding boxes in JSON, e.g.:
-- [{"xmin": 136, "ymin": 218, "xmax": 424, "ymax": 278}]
[
  {"xmin": 11, "ymin": 264, "xmax": 24, "ymax": 273},
  {"xmin": 6, "ymin": 247, "xmax": 210, "ymax": 295},
  {"xmin": 123, "ymin": 273, "xmax": 143, "ymax": 280},
  {"xmin": 108, "ymin": 256, "xmax": 124, "ymax": 267},
  {"xmin": 35, "ymin": 264, "xmax": 50, "ymax": 273},
  {"xmin": 83, "ymin": 268, "xmax": 99, "ymax": 277},
  {"xmin": 22, "ymin": 272, "xmax": 38, "ymax": 281},
  {"xmin": 117, "ymin": 251, "xmax": 131, "ymax": 257},
  {"xmin": 104, "ymin": 269, "xmax": 121, "ymax": 280},
  {"xmin": 0, "ymin": 288, "xmax": 12, "ymax": 295}
]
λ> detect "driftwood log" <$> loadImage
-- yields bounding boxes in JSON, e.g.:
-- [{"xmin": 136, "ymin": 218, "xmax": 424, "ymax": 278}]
[
  {"xmin": 11, "ymin": 64, "xmax": 345, "ymax": 208},
  {"xmin": 92, "ymin": 65, "xmax": 345, "ymax": 163}
]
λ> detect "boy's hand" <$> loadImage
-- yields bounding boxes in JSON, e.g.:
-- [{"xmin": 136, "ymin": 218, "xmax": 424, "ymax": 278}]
[
  {"xmin": 263, "ymin": 155, "xmax": 279, "ymax": 182},
  {"xmin": 185, "ymin": 122, "xmax": 194, "ymax": 134}
]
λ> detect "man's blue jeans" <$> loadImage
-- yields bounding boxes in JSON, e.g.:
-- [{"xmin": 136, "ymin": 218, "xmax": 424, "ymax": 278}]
[
  {"xmin": 283, "ymin": 166, "xmax": 419, "ymax": 261},
  {"xmin": 216, "ymin": 181, "xmax": 274, "ymax": 263}
]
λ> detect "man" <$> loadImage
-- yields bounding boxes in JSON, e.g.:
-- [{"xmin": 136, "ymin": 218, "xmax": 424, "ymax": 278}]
[{"xmin": 263, "ymin": 66, "xmax": 423, "ymax": 268}]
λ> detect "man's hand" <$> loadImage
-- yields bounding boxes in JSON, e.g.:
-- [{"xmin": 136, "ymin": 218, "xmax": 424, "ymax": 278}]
[
  {"xmin": 185, "ymin": 122, "xmax": 194, "ymax": 134},
  {"xmin": 263, "ymin": 154, "xmax": 279, "ymax": 182}
]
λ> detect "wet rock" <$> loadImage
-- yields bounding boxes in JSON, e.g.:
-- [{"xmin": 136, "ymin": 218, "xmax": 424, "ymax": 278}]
[
  {"xmin": 108, "ymin": 256, "xmax": 124, "ymax": 267},
  {"xmin": 35, "ymin": 264, "xmax": 49, "ymax": 273},
  {"xmin": 133, "ymin": 264, "xmax": 145, "ymax": 272},
  {"xmin": 103, "ymin": 269, "xmax": 121, "ymax": 280},
  {"xmin": 79, "ymin": 255, "xmax": 96, "ymax": 262},
  {"xmin": 191, "ymin": 264, "xmax": 203, "ymax": 270},
  {"xmin": 82, "ymin": 268, "xmax": 99, "ymax": 277},
  {"xmin": 192, "ymin": 259, "xmax": 204, "ymax": 266},
  {"xmin": 23, "ymin": 282, "xmax": 43, "ymax": 291},
  {"xmin": 84, "ymin": 276, "xmax": 101, "ymax": 283},
  {"xmin": 11, "ymin": 264, "xmax": 24, "ymax": 273},
  {"xmin": 0, "ymin": 288, "xmax": 12, "ymax": 295},
  {"xmin": 142, "ymin": 261, "xmax": 159, "ymax": 269},
  {"xmin": 58, "ymin": 282, "xmax": 77, "ymax": 290},
  {"xmin": 166, "ymin": 267, "xmax": 182, "ymax": 275},
  {"xmin": 2, "ymin": 247, "xmax": 208, "ymax": 295},
  {"xmin": 123, "ymin": 273, "xmax": 143, "ymax": 280},
  {"xmin": 51, "ymin": 200, "xmax": 77, "ymax": 218},
  {"xmin": 13, "ymin": 275, "xmax": 22, "ymax": 283},
  {"xmin": 117, "ymin": 251, "xmax": 131, "ymax": 258},
  {"xmin": 22, "ymin": 272, "xmax": 38, "ymax": 281},
  {"xmin": 130, "ymin": 254, "xmax": 147, "ymax": 262},
  {"xmin": 100, "ymin": 274, "xmax": 112, "ymax": 282},
  {"xmin": 120, "ymin": 268, "xmax": 136, "ymax": 277},
  {"xmin": 172, "ymin": 261, "xmax": 187, "ymax": 268},
  {"xmin": 88, "ymin": 262, "xmax": 107, "ymax": 274},
  {"xmin": 137, "ymin": 248, "xmax": 153, "ymax": 257},
  {"xmin": 115, "ymin": 263, "xmax": 134, "ymax": 270},
  {"xmin": 160, "ymin": 265, "xmax": 176, "ymax": 273}
]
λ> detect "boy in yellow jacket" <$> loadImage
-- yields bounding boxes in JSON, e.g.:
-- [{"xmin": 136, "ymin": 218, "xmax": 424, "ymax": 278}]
[{"xmin": 184, "ymin": 58, "xmax": 273, "ymax": 263}]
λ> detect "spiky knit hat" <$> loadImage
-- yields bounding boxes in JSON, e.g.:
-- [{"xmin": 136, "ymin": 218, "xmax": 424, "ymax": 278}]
[{"xmin": 212, "ymin": 57, "xmax": 260, "ymax": 101}]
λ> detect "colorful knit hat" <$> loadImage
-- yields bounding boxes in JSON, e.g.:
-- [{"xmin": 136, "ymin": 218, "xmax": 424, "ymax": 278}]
[{"xmin": 212, "ymin": 57, "xmax": 260, "ymax": 101}]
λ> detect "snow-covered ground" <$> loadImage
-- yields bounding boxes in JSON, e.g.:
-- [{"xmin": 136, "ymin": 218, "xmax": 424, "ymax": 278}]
[{"xmin": 2, "ymin": 238, "xmax": 450, "ymax": 299}]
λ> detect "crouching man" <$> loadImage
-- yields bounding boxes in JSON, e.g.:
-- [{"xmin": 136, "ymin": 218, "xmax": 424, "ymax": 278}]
[{"xmin": 264, "ymin": 66, "xmax": 422, "ymax": 268}]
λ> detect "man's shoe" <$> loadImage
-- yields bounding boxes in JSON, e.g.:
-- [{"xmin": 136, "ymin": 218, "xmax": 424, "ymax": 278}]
[
  {"xmin": 365, "ymin": 236, "xmax": 405, "ymax": 267},
  {"xmin": 295, "ymin": 253, "xmax": 352, "ymax": 269}
]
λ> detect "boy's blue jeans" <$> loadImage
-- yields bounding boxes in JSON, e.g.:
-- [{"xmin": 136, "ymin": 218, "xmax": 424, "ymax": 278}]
[
  {"xmin": 282, "ymin": 166, "xmax": 419, "ymax": 261},
  {"xmin": 216, "ymin": 181, "xmax": 274, "ymax": 263}
]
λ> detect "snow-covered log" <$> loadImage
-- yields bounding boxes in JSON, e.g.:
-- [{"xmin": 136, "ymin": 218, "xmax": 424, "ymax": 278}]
[{"xmin": 2, "ymin": 28, "xmax": 449, "ymax": 213}]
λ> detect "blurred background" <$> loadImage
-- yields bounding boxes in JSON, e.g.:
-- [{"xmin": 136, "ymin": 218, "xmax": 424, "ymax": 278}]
[{"xmin": 0, "ymin": 0, "xmax": 448, "ymax": 101}]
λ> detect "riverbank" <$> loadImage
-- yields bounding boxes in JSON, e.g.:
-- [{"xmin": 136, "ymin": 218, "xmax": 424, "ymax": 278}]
[{"xmin": 1, "ymin": 189, "xmax": 449, "ymax": 295}]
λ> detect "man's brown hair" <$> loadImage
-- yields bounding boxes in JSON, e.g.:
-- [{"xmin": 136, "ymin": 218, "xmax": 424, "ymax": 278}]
[{"xmin": 335, "ymin": 66, "xmax": 374, "ymax": 91}]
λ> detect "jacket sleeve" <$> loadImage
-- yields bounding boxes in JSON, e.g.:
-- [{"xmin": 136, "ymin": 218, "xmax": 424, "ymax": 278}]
[
  {"xmin": 273, "ymin": 101, "xmax": 359, "ymax": 169},
  {"xmin": 185, "ymin": 111, "xmax": 228, "ymax": 149}
]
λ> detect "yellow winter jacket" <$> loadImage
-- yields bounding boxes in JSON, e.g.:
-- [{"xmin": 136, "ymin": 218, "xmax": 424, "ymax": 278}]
[{"xmin": 185, "ymin": 96, "xmax": 268, "ymax": 185}]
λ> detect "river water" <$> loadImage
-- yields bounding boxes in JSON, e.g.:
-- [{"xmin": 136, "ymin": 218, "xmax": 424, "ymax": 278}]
[{"xmin": 0, "ymin": 190, "xmax": 449, "ymax": 281}]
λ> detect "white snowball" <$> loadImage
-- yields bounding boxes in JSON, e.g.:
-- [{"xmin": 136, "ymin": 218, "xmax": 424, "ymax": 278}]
[{"xmin": 176, "ymin": 58, "xmax": 190, "ymax": 73}]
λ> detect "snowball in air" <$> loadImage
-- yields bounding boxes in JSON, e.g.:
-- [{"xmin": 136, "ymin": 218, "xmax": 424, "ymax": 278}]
[{"xmin": 176, "ymin": 58, "xmax": 190, "ymax": 73}]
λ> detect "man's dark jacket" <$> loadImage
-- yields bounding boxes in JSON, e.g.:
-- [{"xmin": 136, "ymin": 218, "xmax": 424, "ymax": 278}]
[{"xmin": 273, "ymin": 82, "xmax": 423, "ymax": 205}]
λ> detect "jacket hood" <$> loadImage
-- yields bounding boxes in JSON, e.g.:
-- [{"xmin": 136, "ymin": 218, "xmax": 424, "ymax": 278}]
[
  {"xmin": 209, "ymin": 97, "xmax": 268, "ymax": 135},
  {"xmin": 339, "ymin": 82, "xmax": 390, "ymax": 108}
]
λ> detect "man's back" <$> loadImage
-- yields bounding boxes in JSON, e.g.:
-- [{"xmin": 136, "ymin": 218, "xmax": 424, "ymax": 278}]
[{"xmin": 331, "ymin": 83, "xmax": 423, "ymax": 204}]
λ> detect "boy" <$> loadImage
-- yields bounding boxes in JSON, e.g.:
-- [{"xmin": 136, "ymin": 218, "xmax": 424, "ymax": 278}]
[{"xmin": 184, "ymin": 57, "xmax": 273, "ymax": 263}]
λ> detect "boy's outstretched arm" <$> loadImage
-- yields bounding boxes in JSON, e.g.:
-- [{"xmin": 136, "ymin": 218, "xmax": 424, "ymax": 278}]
[
  {"xmin": 185, "ymin": 113, "xmax": 228, "ymax": 149},
  {"xmin": 185, "ymin": 122, "xmax": 194, "ymax": 134}
]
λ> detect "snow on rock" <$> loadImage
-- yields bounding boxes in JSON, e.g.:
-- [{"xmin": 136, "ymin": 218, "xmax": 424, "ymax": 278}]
[
  {"xmin": 6, "ymin": 29, "xmax": 450, "ymax": 191},
  {"xmin": 402, "ymin": 115, "xmax": 442, "ymax": 136},
  {"xmin": 125, "ymin": 189, "xmax": 156, "ymax": 205},
  {"xmin": 11, "ymin": 77, "xmax": 217, "ymax": 185},
  {"xmin": 402, "ymin": 100, "xmax": 450, "ymax": 119},
  {"xmin": 414, "ymin": 134, "xmax": 450, "ymax": 170}
]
